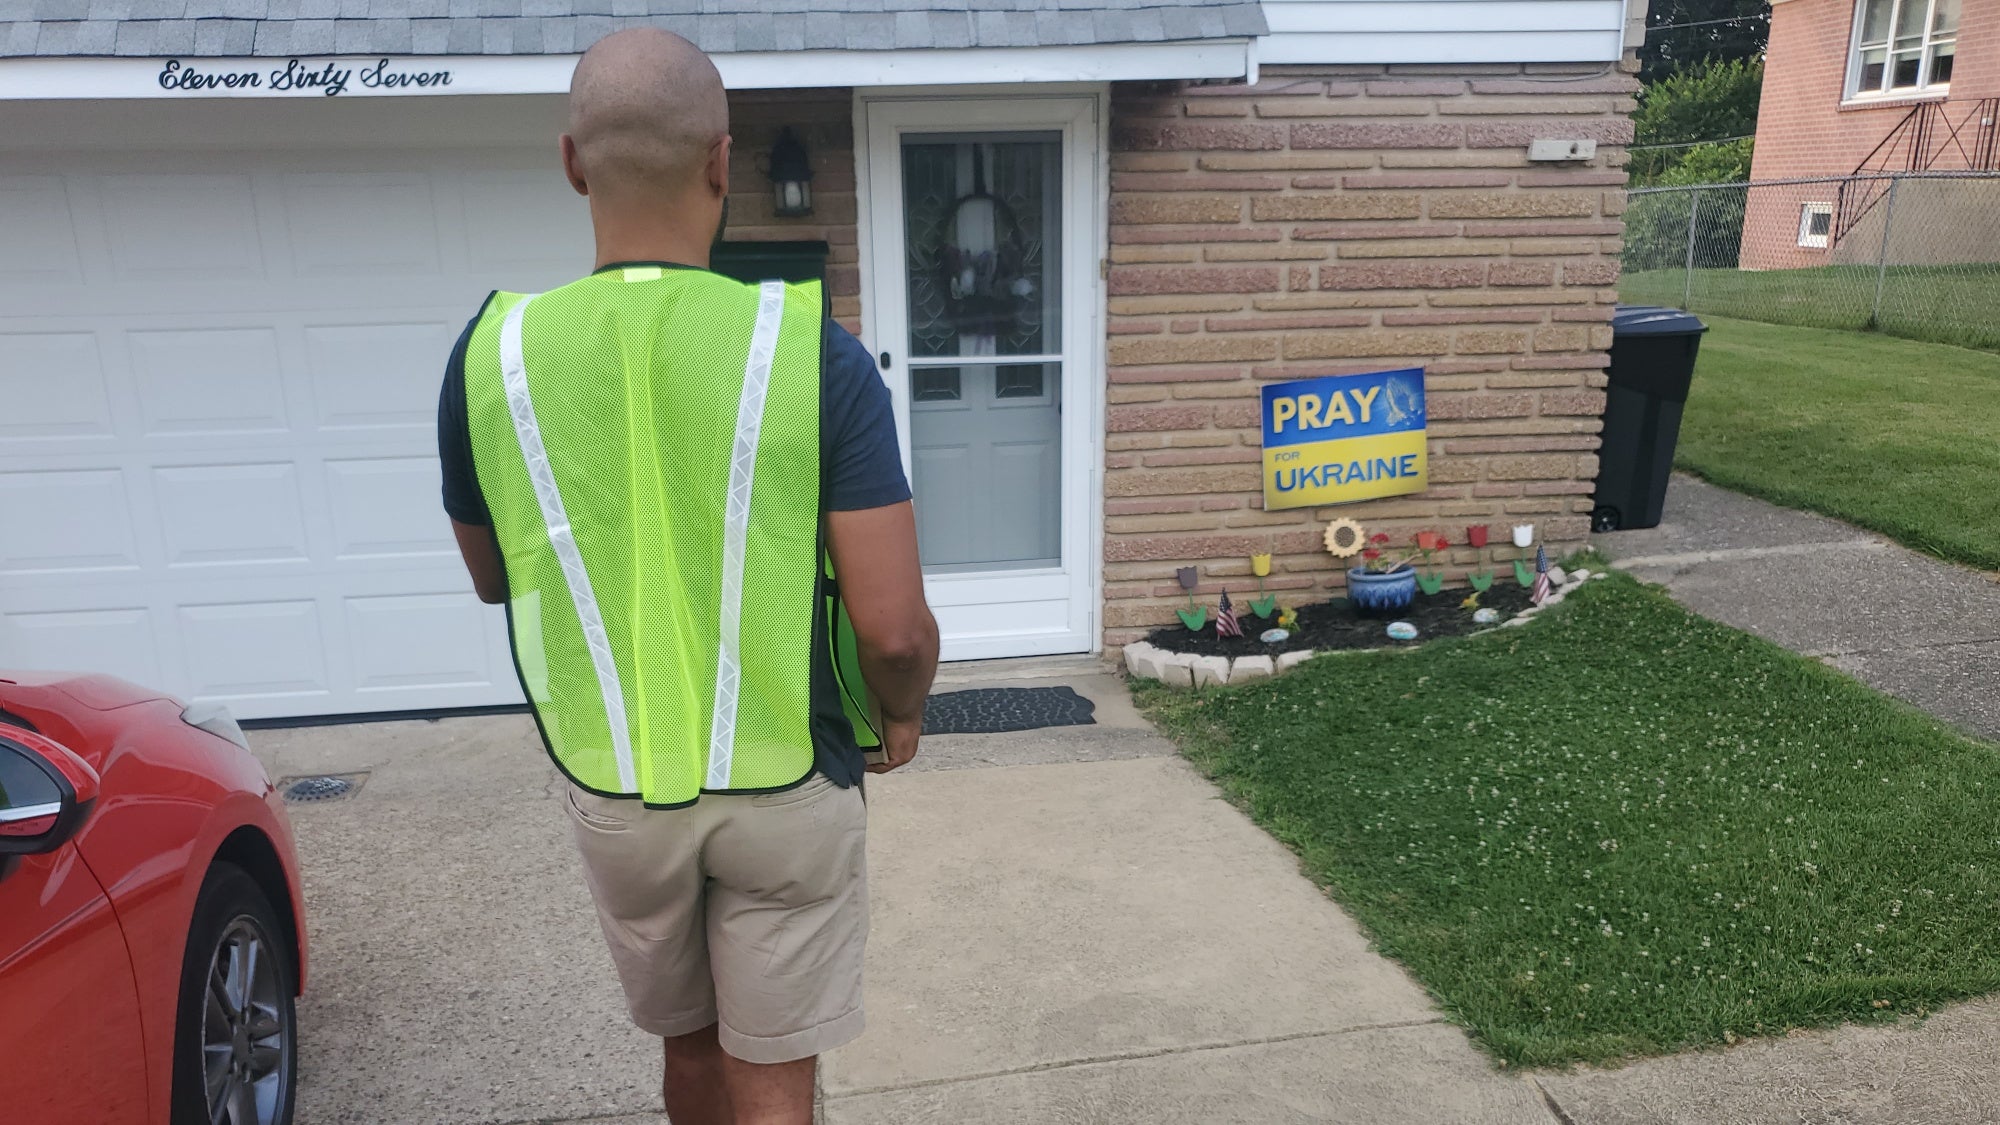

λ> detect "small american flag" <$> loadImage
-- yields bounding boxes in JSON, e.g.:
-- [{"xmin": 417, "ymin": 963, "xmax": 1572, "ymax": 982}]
[
  {"xmin": 1215, "ymin": 589, "xmax": 1243, "ymax": 637},
  {"xmin": 1530, "ymin": 544, "xmax": 1552, "ymax": 605}
]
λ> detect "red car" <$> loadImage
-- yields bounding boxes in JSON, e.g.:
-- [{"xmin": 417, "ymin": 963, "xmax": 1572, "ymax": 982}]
[{"xmin": 0, "ymin": 672, "xmax": 307, "ymax": 1125}]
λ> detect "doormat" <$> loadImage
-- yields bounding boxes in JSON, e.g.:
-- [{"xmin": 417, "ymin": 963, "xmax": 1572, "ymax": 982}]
[{"xmin": 922, "ymin": 687, "xmax": 1097, "ymax": 736}]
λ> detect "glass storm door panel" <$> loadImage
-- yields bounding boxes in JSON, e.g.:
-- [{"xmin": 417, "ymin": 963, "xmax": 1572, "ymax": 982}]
[
  {"xmin": 863, "ymin": 97, "xmax": 1100, "ymax": 660},
  {"xmin": 901, "ymin": 133, "xmax": 1064, "ymax": 570}
]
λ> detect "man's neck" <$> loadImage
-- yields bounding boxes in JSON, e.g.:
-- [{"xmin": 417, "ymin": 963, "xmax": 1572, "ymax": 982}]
[{"xmin": 588, "ymin": 201, "xmax": 716, "ymax": 272}]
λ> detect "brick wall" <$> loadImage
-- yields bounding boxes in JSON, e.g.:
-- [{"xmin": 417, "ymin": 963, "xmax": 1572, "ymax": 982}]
[
  {"xmin": 1745, "ymin": 0, "xmax": 2000, "ymax": 269},
  {"xmin": 725, "ymin": 88, "xmax": 861, "ymax": 332},
  {"xmin": 1101, "ymin": 64, "xmax": 1636, "ymax": 648},
  {"xmin": 1753, "ymin": 0, "xmax": 1878, "ymax": 186}
]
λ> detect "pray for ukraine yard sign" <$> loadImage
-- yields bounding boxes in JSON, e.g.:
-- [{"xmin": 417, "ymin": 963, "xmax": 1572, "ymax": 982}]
[{"xmin": 1261, "ymin": 368, "xmax": 1427, "ymax": 510}]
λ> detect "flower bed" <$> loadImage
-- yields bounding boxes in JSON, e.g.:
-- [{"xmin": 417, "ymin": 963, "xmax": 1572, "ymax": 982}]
[{"xmin": 1126, "ymin": 568, "xmax": 1602, "ymax": 688}]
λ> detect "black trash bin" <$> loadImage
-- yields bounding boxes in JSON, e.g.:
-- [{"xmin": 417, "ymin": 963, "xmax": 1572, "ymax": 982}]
[{"xmin": 1590, "ymin": 305, "xmax": 1707, "ymax": 532}]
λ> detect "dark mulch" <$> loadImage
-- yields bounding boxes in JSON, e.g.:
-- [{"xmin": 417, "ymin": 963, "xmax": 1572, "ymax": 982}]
[{"xmin": 1144, "ymin": 581, "xmax": 1536, "ymax": 658}]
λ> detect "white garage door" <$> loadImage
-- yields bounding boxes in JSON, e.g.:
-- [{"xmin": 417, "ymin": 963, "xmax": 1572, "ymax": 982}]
[{"xmin": 0, "ymin": 144, "xmax": 592, "ymax": 720}]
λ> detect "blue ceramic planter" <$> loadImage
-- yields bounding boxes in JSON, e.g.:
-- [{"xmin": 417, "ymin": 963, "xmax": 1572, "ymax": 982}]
[{"xmin": 1348, "ymin": 566, "xmax": 1417, "ymax": 613}]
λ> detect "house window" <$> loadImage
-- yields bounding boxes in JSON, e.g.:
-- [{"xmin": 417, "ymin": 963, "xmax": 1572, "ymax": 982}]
[
  {"xmin": 1849, "ymin": 0, "xmax": 1957, "ymax": 98},
  {"xmin": 1798, "ymin": 202, "xmax": 1834, "ymax": 248}
]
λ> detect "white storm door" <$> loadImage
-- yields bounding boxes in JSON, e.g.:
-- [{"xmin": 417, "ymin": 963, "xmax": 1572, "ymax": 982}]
[{"xmin": 863, "ymin": 95, "xmax": 1102, "ymax": 661}]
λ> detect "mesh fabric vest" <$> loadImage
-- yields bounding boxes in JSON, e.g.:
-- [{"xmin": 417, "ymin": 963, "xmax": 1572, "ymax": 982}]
[{"xmin": 464, "ymin": 267, "xmax": 870, "ymax": 807}]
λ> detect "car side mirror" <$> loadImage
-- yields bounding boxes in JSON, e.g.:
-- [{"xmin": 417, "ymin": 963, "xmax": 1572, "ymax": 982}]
[{"xmin": 0, "ymin": 730, "xmax": 101, "ymax": 856}]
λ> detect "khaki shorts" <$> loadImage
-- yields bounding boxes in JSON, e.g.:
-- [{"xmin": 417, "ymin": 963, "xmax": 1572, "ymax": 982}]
[{"xmin": 564, "ymin": 773, "xmax": 868, "ymax": 1064}]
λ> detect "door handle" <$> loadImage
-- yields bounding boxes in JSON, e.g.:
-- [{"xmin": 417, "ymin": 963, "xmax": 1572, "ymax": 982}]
[{"xmin": 878, "ymin": 351, "xmax": 893, "ymax": 370}]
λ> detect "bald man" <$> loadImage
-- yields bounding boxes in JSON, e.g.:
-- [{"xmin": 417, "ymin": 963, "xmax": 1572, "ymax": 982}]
[{"xmin": 437, "ymin": 29, "xmax": 938, "ymax": 1125}]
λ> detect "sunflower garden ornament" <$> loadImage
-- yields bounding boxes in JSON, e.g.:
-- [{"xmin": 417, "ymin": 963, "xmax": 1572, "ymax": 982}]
[{"xmin": 1323, "ymin": 517, "xmax": 1366, "ymax": 559}]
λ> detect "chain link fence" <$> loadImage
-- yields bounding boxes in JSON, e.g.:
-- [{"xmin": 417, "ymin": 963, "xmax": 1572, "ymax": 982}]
[{"xmin": 1621, "ymin": 172, "xmax": 2000, "ymax": 351}]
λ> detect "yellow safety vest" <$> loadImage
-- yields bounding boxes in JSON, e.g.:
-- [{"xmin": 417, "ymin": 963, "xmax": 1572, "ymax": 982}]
[{"xmin": 464, "ymin": 266, "xmax": 877, "ymax": 807}]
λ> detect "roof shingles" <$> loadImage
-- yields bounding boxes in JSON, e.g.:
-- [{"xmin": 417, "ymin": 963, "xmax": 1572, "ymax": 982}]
[{"xmin": 4, "ymin": 0, "xmax": 1264, "ymax": 57}]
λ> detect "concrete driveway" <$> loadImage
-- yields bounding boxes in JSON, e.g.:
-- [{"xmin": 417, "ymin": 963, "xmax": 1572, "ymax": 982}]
[{"xmin": 262, "ymin": 659, "xmax": 1556, "ymax": 1124}]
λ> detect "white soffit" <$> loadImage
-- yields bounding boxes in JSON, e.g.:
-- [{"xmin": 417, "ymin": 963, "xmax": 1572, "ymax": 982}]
[{"xmin": 0, "ymin": 39, "xmax": 1254, "ymax": 100}]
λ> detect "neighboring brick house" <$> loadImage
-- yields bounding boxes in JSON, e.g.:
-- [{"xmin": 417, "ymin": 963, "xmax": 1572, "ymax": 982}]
[
  {"xmin": 0, "ymin": 0, "xmax": 1643, "ymax": 720},
  {"xmin": 1744, "ymin": 0, "xmax": 1999, "ymax": 267}
]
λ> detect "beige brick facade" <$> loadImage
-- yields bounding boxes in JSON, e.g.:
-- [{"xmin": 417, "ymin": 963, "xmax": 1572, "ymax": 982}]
[{"xmin": 1101, "ymin": 64, "xmax": 1637, "ymax": 647}]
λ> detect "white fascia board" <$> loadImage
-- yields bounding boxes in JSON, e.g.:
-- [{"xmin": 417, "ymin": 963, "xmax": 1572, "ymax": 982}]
[
  {"xmin": 0, "ymin": 39, "xmax": 1252, "ymax": 101},
  {"xmin": 1260, "ymin": 28, "xmax": 1626, "ymax": 64}
]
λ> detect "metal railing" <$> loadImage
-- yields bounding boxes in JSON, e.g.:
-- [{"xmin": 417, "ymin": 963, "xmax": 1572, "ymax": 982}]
[
  {"xmin": 1621, "ymin": 171, "xmax": 2000, "ymax": 351},
  {"xmin": 1836, "ymin": 98, "xmax": 1999, "ymax": 244}
]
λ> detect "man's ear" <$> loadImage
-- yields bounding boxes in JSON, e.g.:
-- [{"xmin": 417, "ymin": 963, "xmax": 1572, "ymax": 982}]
[
  {"xmin": 560, "ymin": 134, "xmax": 589, "ymax": 197},
  {"xmin": 706, "ymin": 134, "xmax": 733, "ymax": 200}
]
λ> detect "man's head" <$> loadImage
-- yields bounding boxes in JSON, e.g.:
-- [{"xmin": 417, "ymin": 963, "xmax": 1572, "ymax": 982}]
[{"xmin": 561, "ymin": 29, "xmax": 731, "ymax": 258}]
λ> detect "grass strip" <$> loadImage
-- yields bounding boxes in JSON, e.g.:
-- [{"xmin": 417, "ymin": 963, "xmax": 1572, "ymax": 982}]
[{"xmin": 1140, "ymin": 575, "xmax": 2000, "ymax": 1067}]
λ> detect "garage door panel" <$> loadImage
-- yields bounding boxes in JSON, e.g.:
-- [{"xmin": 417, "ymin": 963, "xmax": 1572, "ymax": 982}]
[
  {"xmin": 176, "ymin": 599, "xmax": 330, "ymax": 703},
  {"xmin": 99, "ymin": 174, "xmax": 266, "ymax": 280},
  {"xmin": 0, "ymin": 177, "xmax": 84, "ymax": 284},
  {"xmin": 154, "ymin": 462, "xmax": 311, "ymax": 567},
  {"xmin": 128, "ymin": 327, "xmax": 290, "ymax": 436},
  {"xmin": 0, "ymin": 468, "xmax": 141, "ymax": 576},
  {"xmin": 304, "ymin": 320, "xmax": 457, "ymax": 431},
  {"xmin": 462, "ymin": 170, "xmax": 594, "ymax": 274},
  {"xmin": 0, "ymin": 607, "xmax": 164, "ymax": 691},
  {"xmin": 282, "ymin": 173, "xmax": 443, "ymax": 278},
  {"xmin": 325, "ymin": 456, "xmax": 456, "ymax": 560},
  {"xmin": 344, "ymin": 592, "xmax": 500, "ymax": 692},
  {"xmin": 0, "ymin": 332, "xmax": 113, "ymax": 441}
]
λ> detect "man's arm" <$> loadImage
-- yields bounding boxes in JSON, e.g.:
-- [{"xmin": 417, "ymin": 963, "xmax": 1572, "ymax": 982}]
[
  {"xmin": 440, "ymin": 300, "xmax": 501, "ymax": 603},
  {"xmin": 826, "ymin": 502, "xmax": 938, "ymax": 773},
  {"xmin": 453, "ymin": 520, "xmax": 508, "ymax": 605}
]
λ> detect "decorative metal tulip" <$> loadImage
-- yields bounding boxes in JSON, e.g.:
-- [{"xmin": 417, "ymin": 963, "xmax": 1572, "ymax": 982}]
[
  {"xmin": 1175, "ymin": 566, "xmax": 1208, "ymax": 631},
  {"xmin": 1248, "ymin": 553, "xmax": 1277, "ymax": 618},
  {"xmin": 1412, "ymin": 531, "xmax": 1450, "ymax": 596}
]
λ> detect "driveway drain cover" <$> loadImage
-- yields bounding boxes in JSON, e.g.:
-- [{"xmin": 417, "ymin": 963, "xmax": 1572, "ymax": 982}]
[
  {"xmin": 280, "ymin": 774, "xmax": 365, "ymax": 803},
  {"xmin": 922, "ymin": 687, "xmax": 1096, "ymax": 736}
]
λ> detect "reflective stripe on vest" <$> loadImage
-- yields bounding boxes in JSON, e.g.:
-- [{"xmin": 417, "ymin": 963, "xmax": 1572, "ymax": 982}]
[
  {"xmin": 497, "ymin": 292, "xmax": 638, "ymax": 792},
  {"xmin": 707, "ymin": 280, "xmax": 787, "ymax": 789},
  {"xmin": 464, "ymin": 269, "xmax": 826, "ymax": 806}
]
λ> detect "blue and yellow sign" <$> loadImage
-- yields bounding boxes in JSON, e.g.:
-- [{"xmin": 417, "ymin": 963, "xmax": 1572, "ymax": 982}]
[{"xmin": 1261, "ymin": 368, "xmax": 1427, "ymax": 510}]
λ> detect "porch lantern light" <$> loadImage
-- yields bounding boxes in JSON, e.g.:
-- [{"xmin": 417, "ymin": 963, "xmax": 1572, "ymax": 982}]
[{"xmin": 767, "ymin": 127, "xmax": 814, "ymax": 218}]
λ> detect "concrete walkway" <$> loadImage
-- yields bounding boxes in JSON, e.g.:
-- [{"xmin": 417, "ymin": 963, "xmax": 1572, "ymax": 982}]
[
  {"xmin": 265, "ymin": 660, "xmax": 1561, "ymax": 1125},
  {"xmin": 1593, "ymin": 474, "xmax": 2000, "ymax": 743}
]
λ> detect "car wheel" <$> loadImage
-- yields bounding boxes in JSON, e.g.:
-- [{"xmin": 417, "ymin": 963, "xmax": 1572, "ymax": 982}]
[{"xmin": 171, "ymin": 863, "xmax": 297, "ymax": 1125}]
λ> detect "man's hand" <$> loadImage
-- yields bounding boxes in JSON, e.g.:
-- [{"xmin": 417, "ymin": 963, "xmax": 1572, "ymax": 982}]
[
  {"xmin": 827, "ymin": 501, "xmax": 938, "ymax": 774},
  {"xmin": 868, "ymin": 717, "xmax": 923, "ymax": 775}
]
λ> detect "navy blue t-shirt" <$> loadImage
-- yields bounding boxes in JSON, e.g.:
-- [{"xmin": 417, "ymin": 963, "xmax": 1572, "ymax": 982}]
[{"xmin": 435, "ymin": 264, "xmax": 910, "ymax": 794}]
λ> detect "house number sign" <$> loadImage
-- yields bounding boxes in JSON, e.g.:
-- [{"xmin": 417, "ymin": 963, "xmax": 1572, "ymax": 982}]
[{"xmin": 156, "ymin": 58, "xmax": 453, "ymax": 97}]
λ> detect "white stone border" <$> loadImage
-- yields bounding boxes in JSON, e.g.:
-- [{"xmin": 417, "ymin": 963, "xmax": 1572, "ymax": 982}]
[{"xmin": 1125, "ymin": 568, "xmax": 1605, "ymax": 688}]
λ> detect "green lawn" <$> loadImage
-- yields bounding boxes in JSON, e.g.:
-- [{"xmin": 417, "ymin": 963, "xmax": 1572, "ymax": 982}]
[
  {"xmin": 1140, "ymin": 576, "xmax": 2000, "ymax": 1068},
  {"xmin": 1621, "ymin": 264, "xmax": 2000, "ymax": 352},
  {"xmin": 1674, "ymin": 317, "xmax": 2000, "ymax": 571}
]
